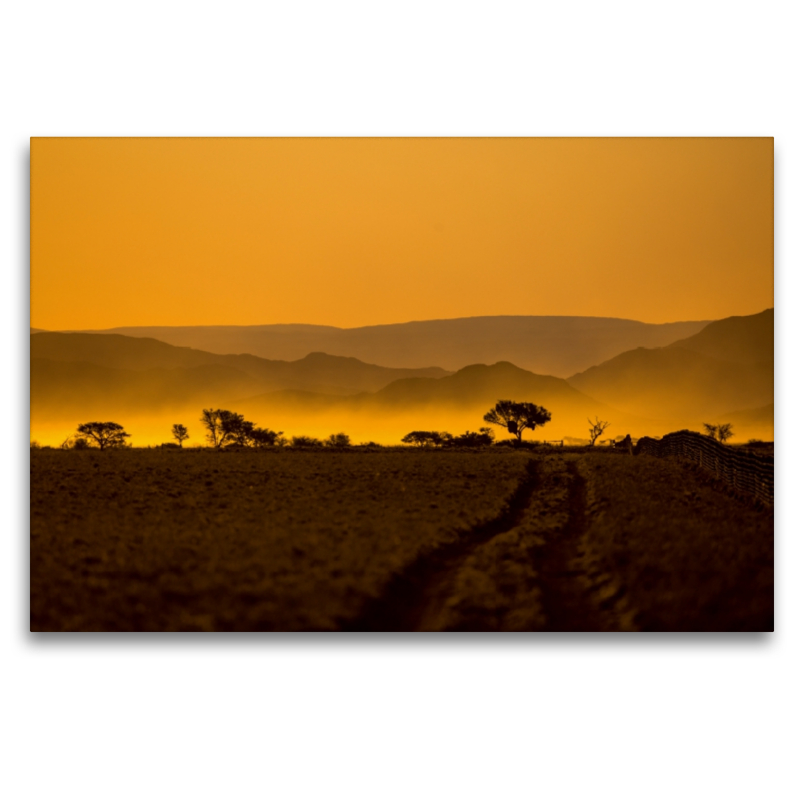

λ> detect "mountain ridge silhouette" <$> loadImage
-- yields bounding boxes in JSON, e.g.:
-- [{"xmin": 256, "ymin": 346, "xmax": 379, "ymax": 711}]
[
  {"xmin": 567, "ymin": 309, "xmax": 773, "ymax": 422},
  {"xmin": 49, "ymin": 314, "xmax": 714, "ymax": 377},
  {"xmin": 31, "ymin": 332, "xmax": 450, "ymax": 397}
]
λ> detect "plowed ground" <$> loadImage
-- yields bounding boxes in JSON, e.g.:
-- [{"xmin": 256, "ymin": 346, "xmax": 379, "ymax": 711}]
[{"xmin": 30, "ymin": 449, "xmax": 773, "ymax": 631}]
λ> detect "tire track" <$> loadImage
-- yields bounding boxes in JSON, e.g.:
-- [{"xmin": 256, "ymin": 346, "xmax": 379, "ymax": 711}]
[
  {"xmin": 534, "ymin": 459, "xmax": 638, "ymax": 632},
  {"xmin": 535, "ymin": 460, "xmax": 607, "ymax": 631},
  {"xmin": 343, "ymin": 459, "xmax": 540, "ymax": 632}
]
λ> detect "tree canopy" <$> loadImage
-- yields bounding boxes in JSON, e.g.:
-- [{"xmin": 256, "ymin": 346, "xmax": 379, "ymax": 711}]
[
  {"xmin": 75, "ymin": 422, "xmax": 131, "ymax": 450},
  {"xmin": 483, "ymin": 400, "xmax": 551, "ymax": 441}
]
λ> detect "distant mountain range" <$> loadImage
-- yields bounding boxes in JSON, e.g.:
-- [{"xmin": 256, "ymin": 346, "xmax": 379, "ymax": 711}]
[
  {"xmin": 40, "ymin": 315, "xmax": 712, "ymax": 377},
  {"xmin": 567, "ymin": 309, "xmax": 774, "ymax": 423},
  {"xmin": 30, "ymin": 330, "xmax": 650, "ymax": 441},
  {"xmin": 664, "ymin": 308, "xmax": 773, "ymax": 364},
  {"xmin": 31, "ymin": 332, "xmax": 449, "ymax": 415},
  {"xmin": 29, "ymin": 309, "xmax": 774, "ymax": 443}
]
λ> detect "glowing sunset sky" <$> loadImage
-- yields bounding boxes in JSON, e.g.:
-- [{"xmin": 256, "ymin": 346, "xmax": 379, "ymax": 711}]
[{"xmin": 31, "ymin": 137, "xmax": 773, "ymax": 330}]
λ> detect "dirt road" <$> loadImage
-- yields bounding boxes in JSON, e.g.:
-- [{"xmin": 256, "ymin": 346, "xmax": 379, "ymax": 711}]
[
  {"xmin": 347, "ymin": 455, "xmax": 631, "ymax": 631},
  {"xmin": 348, "ymin": 453, "xmax": 772, "ymax": 632}
]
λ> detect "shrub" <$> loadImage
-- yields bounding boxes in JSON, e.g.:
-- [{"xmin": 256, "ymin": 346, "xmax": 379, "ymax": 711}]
[
  {"xmin": 494, "ymin": 438, "xmax": 540, "ymax": 449},
  {"xmin": 291, "ymin": 436, "xmax": 322, "ymax": 447},
  {"xmin": 703, "ymin": 422, "xmax": 734, "ymax": 443},
  {"xmin": 249, "ymin": 427, "xmax": 283, "ymax": 448},
  {"xmin": 401, "ymin": 431, "xmax": 452, "ymax": 447},
  {"xmin": 446, "ymin": 428, "xmax": 495, "ymax": 448},
  {"xmin": 324, "ymin": 433, "xmax": 351, "ymax": 448}
]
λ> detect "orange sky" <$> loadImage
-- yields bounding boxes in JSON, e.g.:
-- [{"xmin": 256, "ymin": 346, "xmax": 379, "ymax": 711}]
[{"xmin": 30, "ymin": 138, "xmax": 773, "ymax": 330}]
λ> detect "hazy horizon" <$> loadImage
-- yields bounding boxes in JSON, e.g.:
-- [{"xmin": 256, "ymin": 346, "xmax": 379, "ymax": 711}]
[
  {"xmin": 30, "ymin": 308, "xmax": 775, "ymax": 448},
  {"xmin": 34, "ymin": 309, "xmax": 731, "ymax": 332}
]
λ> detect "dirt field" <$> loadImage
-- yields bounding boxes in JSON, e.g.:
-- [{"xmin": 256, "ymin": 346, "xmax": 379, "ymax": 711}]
[{"xmin": 30, "ymin": 448, "xmax": 773, "ymax": 631}]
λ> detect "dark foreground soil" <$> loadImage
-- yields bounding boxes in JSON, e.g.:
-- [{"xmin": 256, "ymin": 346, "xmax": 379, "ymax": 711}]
[{"xmin": 30, "ymin": 449, "xmax": 773, "ymax": 631}]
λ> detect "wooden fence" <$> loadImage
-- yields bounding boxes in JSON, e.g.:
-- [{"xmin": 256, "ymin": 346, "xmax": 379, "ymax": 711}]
[{"xmin": 634, "ymin": 430, "xmax": 774, "ymax": 506}]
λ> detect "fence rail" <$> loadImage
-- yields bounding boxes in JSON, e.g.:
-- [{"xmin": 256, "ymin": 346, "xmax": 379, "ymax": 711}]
[{"xmin": 634, "ymin": 430, "xmax": 773, "ymax": 506}]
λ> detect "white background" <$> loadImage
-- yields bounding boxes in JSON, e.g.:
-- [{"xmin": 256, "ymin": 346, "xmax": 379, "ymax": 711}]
[{"xmin": 3, "ymin": 2, "xmax": 797, "ymax": 798}]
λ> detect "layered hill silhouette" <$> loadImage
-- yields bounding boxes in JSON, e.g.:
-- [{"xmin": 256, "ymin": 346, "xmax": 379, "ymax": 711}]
[
  {"xmin": 241, "ymin": 361, "xmax": 592, "ymax": 410},
  {"xmin": 31, "ymin": 310, "xmax": 773, "ymax": 444},
  {"xmin": 31, "ymin": 358, "xmax": 264, "ymax": 417},
  {"xmin": 664, "ymin": 308, "xmax": 773, "ymax": 364},
  {"xmin": 58, "ymin": 315, "xmax": 711, "ymax": 377},
  {"xmin": 31, "ymin": 332, "xmax": 450, "ymax": 417},
  {"xmin": 31, "ymin": 333, "xmax": 447, "ymax": 394},
  {"xmin": 567, "ymin": 309, "xmax": 774, "ymax": 426},
  {"xmin": 31, "ymin": 330, "xmax": 654, "ymax": 443}
]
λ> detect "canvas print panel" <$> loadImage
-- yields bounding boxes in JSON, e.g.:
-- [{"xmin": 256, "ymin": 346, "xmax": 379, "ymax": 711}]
[{"xmin": 30, "ymin": 137, "xmax": 774, "ymax": 632}]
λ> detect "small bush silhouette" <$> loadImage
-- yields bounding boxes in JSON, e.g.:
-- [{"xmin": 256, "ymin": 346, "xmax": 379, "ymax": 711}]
[
  {"xmin": 494, "ymin": 438, "xmax": 540, "ymax": 449},
  {"xmin": 291, "ymin": 436, "xmax": 322, "ymax": 447},
  {"xmin": 446, "ymin": 428, "xmax": 495, "ymax": 448},
  {"xmin": 401, "ymin": 431, "xmax": 453, "ymax": 447},
  {"xmin": 324, "ymin": 433, "xmax": 351, "ymax": 448},
  {"xmin": 703, "ymin": 422, "xmax": 735, "ymax": 443}
]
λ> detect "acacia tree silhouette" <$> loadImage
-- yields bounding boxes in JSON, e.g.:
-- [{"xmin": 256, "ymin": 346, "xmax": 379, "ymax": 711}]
[
  {"xmin": 75, "ymin": 421, "xmax": 131, "ymax": 450},
  {"xmin": 171, "ymin": 424, "xmax": 189, "ymax": 447},
  {"xmin": 483, "ymin": 400, "xmax": 551, "ymax": 441}
]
